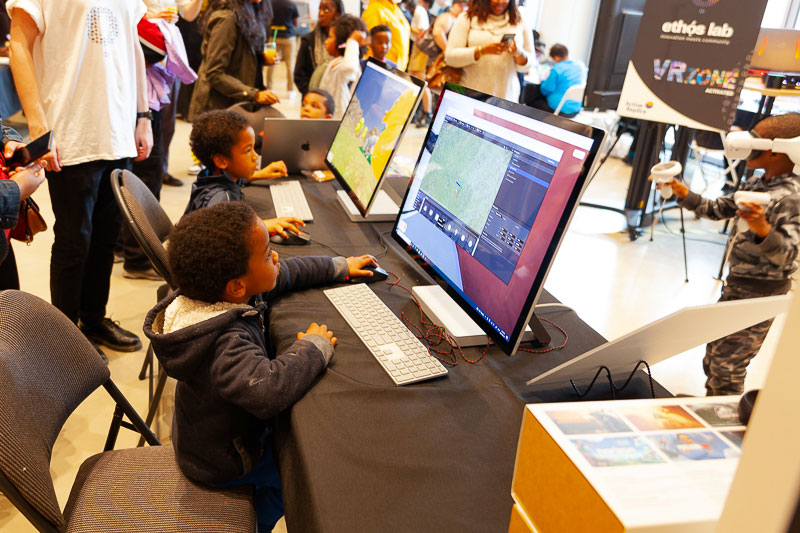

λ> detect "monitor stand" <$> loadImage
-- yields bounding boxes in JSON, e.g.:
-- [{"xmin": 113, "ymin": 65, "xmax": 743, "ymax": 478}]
[
  {"xmin": 336, "ymin": 189, "xmax": 400, "ymax": 223},
  {"xmin": 412, "ymin": 285, "xmax": 550, "ymax": 349}
]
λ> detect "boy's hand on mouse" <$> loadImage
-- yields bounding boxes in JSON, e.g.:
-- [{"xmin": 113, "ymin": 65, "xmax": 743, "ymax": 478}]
[
  {"xmin": 265, "ymin": 216, "xmax": 305, "ymax": 238},
  {"xmin": 298, "ymin": 322, "xmax": 337, "ymax": 346},
  {"xmin": 346, "ymin": 254, "xmax": 378, "ymax": 277},
  {"xmin": 255, "ymin": 90, "xmax": 280, "ymax": 105},
  {"xmin": 737, "ymin": 202, "xmax": 771, "ymax": 238}
]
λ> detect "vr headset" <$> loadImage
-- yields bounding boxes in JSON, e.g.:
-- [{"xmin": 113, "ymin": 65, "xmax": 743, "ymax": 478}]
[{"xmin": 724, "ymin": 130, "xmax": 800, "ymax": 166}]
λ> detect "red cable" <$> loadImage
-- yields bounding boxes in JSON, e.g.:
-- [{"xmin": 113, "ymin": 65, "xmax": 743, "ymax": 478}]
[{"xmin": 384, "ymin": 270, "xmax": 568, "ymax": 365}]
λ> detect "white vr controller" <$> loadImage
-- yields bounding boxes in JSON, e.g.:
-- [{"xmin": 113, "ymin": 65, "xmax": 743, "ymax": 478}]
[
  {"xmin": 733, "ymin": 191, "xmax": 770, "ymax": 231},
  {"xmin": 651, "ymin": 161, "xmax": 682, "ymax": 198}
]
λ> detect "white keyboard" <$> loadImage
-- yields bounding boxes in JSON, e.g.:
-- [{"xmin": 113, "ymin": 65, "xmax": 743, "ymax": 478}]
[
  {"xmin": 270, "ymin": 181, "xmax": 314, "ymax": 221},
  {"xmin": 324, "ymin": 284, "xmax": 448, "ymax": 386}
]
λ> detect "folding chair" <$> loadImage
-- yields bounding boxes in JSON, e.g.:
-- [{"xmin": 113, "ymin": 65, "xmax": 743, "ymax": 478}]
[
  {"xmin": 553, "ymin": 83, "xmax": 586, "ymax": 116},
  {"xmin": 111, "ymin": 169, "xmax": 175, "ymax": 444},
  {"xmin": 0, "ymin": 290, "xmax": 255, "ymax": 532}
]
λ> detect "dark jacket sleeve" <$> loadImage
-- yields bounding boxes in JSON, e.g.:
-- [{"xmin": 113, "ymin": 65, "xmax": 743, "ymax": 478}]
[
  {"xmin": 294, "ymin": 33, "xmax": 315, "ymax": 96},
  {"xmin": 679, "ymin": 190, "xmax": 738, "ymax": 221},
  {"xmin": 0, "ymin": 180, "xmax": 21, "ymax": 230},
  {"xmin": 204, "ymin": 13, "xmax": 260, "ymax": 102},
  {"xmin": 1, "ymin": 124, "xmax": 23, "ymax": 151},
  {"xmin": 208, "ymin": 324, "xmax": 327, "ymax": 420},
  {"xmin": 263, "ymin": 255, "xmax": 348, "ymax": 302}
]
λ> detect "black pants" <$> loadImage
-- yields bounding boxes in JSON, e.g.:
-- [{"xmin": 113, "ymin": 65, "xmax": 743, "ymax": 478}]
[
  {"xmin": 522, "ymin": 84, "xmax": 578, "ymax": 118},
  {"xmin": 122, "ymin": 109, "xmax": 163, "ymax": 271},
  {"xmin": 0, "ymin": 241, "xmax": 19, "ymax": 290},
  {"xmin": 47, "ymin": 158, "xmax": 130, "ymax": 325},
  {"xmin": 161, "ymin": 81, "xmax": 178, "ymax": 176}
]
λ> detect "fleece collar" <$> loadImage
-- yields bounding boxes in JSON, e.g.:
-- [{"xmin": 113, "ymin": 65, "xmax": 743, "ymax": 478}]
[{"xmin": 163, "ymin": 295, "xmax": 252, "ymax": 334}]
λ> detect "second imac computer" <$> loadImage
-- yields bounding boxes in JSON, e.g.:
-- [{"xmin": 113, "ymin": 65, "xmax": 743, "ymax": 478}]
[
  {"xmin": 325, "ymin": 58, "xmax": 425, "ymax": 221},
  {"xmin": 392, "ymin": 83, "xmax": 605, "ymax": 355}
]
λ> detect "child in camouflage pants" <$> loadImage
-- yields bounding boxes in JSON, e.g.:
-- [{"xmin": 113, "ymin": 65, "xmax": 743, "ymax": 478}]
[{"xmin": 665, "ymin": 113, "xmax": 800, "ymax": 396}]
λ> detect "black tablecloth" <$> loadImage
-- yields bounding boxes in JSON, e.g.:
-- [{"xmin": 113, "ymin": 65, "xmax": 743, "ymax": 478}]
[
  {"xmin": 245, "ymin": 177, "xmax": 670, "ymax": 532},
  {"xmin": 0, "ymin": 66, "xmax": 21, "ymax": 120}
]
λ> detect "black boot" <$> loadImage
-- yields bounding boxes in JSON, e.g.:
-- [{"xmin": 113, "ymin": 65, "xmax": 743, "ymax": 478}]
[{"xmin": 80, "ymin": 318, "xmax": 142, "ymax": 352}]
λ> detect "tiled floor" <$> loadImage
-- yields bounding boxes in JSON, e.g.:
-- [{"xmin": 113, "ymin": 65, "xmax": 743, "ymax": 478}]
[{"xmin": 0, "ymin": 77, "xmax": 791, "ymax": 531}]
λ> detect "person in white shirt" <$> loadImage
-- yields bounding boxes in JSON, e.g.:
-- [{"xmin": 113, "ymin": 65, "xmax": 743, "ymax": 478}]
[
  {"xmin": 8, "ymin": 0, "xmax": 153, "ymax": 353},
  {"xmin": 317, "ymin": 15, "xmax": 368, "ymax": 119},
  {"xmin": 444, "ymin": 0, "xmax": 532, "ymax": 101}
]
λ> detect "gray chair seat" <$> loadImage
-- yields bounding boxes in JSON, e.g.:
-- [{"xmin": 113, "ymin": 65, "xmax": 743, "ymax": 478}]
[{"xmin": 63, "ymin": 445, "xmax": 254, "ymax": 532}]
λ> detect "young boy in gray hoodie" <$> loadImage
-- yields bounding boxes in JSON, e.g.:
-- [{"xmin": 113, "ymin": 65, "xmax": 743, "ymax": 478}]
[{"xmin": 144, "ymin": 201, "xmax": 376, "ymax": 532}]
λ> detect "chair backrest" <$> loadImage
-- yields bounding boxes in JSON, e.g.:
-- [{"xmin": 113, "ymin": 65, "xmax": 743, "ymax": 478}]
[
  {"xmin": 111, "ymin": 169, "xmax": 176, "ymax": 289},
  {"xmin": 554, "ymin": 83, "xmax": 586, "ymax": 116},
  {"xmin": 0, "ymin": 290, "xmax": 111, "ymax": 531}
]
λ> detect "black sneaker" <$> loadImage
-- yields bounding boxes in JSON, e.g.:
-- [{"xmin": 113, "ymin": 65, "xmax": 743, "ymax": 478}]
[
  {"xmin": 162, "ymin": 172, "xmax": 183, "ymax": 187},
  {"xmin": 80, "ymin": 318, "xmax": 142, "ymax": 352}
]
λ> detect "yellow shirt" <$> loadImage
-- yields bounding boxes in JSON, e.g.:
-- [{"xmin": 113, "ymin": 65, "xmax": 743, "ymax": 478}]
[{"xmin": 361, "ymin": 0, "xmax": 411, "ymax": 70}]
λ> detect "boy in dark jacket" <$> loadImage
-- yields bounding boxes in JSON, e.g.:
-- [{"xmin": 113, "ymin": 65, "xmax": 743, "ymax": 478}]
[
  {"xmin": 144, "ymin": 201, "xmax": 376, "ymax": 532},
  {"xmin": 664, "ymin": 113, "xmax": 800, "ymax": 396},
  {"xmin": 185, "ymin": 109, "xmax": 300, "ymax": 238}
]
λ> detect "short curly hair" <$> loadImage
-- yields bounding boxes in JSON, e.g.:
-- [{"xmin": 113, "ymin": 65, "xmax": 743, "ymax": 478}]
[
  {"xmin": 189, "ymin": 110, "xmax": 250, "ymax": 171},
  {"xmin": 756, "ymin": 113, "xmax": 800, "ymax": 140},
  {"xmin": 168, "ymin": 202, "xmax": 260, "ymax": 302}
]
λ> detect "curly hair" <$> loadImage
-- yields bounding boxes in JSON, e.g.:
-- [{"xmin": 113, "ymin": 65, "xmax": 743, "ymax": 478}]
[
  {"xmin": 756, "ymin": 113, "xmax": 800, "ymax": 140},
  {"xmin": 331, "ymin": 14, "xmax": 368, "ymax": 53},
  {"xmin": 468, "ymin": 0, "xmax": 520, "ymax": 25},
  {"xmin": 168, "ymin": 202, "xmax": 260, "ymax": 303},
  {"xmin": 189, "ymin": 110, "xmax": 250, "ymax": 171}
]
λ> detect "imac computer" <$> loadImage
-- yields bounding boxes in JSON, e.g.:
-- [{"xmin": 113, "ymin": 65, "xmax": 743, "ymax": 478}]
[
  {"xmin": 392, "ymin": 83, "xmax": 605, "ymax": 355},
  {"xmin": 325, "ymin": 58, "xmax": 425, "ymax": 222}
]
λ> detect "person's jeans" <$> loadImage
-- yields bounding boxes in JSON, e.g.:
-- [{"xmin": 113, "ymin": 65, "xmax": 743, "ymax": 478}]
[
  {"xmin": 217, "ymin": 448, "xmax": 284, "ymax": 533},
  {"xmin": 47, "ymin": 158, "xmax": 130, "ymax": 324},
  {"xmin": 122, "ymin": 109, "xmax": 163, "ymax": 271}
]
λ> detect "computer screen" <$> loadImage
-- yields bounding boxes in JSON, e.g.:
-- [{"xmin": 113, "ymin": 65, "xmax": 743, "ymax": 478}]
[
  {"xmin": 325, "ymin": 58, "xmax": 424, "ymax": 215},
  {"xmin": 392, "ymin": 84, "xmax": 604, "ymax": 355}
]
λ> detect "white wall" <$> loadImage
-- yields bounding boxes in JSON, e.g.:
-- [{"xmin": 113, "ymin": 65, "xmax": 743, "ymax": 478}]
[{"xmin": 535, "ymin": 0, "xmax": 600, "ymax": 65}]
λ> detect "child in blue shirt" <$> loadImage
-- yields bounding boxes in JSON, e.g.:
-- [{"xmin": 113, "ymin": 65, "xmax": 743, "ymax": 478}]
[{"xmin": 523, "ymin": 43, "xmax": 584, "ymax": 117}]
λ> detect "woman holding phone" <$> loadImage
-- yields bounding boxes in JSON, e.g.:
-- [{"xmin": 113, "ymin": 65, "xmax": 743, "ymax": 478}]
[
  {"xmin": 444, "ymin": 0, "xmax": 533, "ymax": 100},
  {"xmin": 189, "ymin": 0, "xmax": 278, "ymax": 119},
  {"xmin": 0, "ymin": 122, "xmax": 47, "ymax": 290}
]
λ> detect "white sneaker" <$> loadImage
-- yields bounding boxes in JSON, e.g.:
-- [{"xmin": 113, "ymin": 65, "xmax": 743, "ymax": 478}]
[{"xmin": 188, "ymin": 163, "xmax": 205, "ymax": 175}]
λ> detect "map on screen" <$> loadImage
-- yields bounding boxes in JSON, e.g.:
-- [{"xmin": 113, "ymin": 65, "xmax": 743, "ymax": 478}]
[{"xmin": 326, "ymin": 60, "xmax": 422, "ymax": 212}]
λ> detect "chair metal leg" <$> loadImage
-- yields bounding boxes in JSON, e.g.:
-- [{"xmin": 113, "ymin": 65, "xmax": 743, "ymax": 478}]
[
  {"xmin": 137, "ymin": 366, "xmax": 168, "ymax": 447},
  {"xmin": 139, "ymin": 343, "xmax": 153, "ymax": 381},
  {"xmin": 103, "ymin": 380, "xmax": 161, "ymax": 450}
]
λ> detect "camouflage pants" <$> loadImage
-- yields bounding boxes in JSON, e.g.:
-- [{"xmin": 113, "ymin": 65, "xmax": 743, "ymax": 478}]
[{"xmin": 704, "ymin": 279, "xmax": 792, "ymax": 396}]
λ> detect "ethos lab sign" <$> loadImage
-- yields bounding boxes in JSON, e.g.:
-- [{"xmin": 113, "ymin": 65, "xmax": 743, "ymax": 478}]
[{"xmin": 618, "ymin": 0, "xmax": 767, "ymax": 131}]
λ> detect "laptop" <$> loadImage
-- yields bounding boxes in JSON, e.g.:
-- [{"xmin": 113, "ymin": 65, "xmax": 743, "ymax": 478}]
[{"xmin": 261, "ymin": 118, "xmax": 339, "ymax": 174}]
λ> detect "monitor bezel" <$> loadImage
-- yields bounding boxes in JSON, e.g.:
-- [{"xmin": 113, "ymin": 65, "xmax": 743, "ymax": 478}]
[
  {"xmin": 390, "ymin": 82, "xmax": 605, "ymax": 355},
  {"xmin": 325, "ymin": 57, "xmax": 426, "ymax": 217}
]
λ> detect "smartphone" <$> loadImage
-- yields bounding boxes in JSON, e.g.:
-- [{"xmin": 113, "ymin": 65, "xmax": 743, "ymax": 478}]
[
  {"xmin": 7, "ymin": 131, "xmax": 54, "ymax": 169},
  {"xmin": 500, "ymin": 33, "xmax": 516, "ymax": 44}
]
